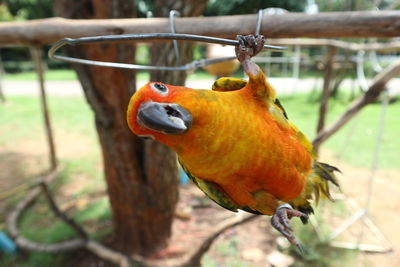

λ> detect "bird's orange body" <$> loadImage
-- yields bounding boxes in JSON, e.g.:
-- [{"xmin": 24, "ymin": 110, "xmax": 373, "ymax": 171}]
[
  {"xmin": 127, "ymin": 35, "xmax": 339, "ymax": 246},
  {"xmin": 128, "ymin": 70, "xmax": 312, "ymax": 215}
]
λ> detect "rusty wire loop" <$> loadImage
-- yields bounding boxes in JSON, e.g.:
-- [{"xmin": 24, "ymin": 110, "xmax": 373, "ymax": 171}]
[
  {"xmin": 48, "ymin": 33, "xmax": 287, "ymax": 71},
  {"xmin": 255, "ymin": 9, "xmax": 264, "ymax": 36},
  {"xmin": 169, "ymin": 10, "xmax": 181, "ymax": 65}
]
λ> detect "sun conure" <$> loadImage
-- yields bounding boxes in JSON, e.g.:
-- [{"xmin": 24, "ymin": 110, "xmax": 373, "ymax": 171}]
[{"xmin": 127, "ymin": 35, "xmax": 339, "ymax": 248}]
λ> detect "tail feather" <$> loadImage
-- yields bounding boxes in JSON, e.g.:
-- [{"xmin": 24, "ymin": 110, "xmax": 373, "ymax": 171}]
[
  {"xmin": 312, "ymin": 161, "xmax": 340, "ymax": 201},
  {"xmin": 290, "ymin": 161, "xmax": 340, "ymax": 224},
  {"xmin": 315, "ymin": 162, "xmax": 340, "ymax": 187}
]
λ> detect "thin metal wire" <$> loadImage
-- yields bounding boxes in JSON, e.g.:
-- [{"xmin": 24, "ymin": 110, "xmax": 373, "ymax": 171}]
[
  {"xmin": 255, "ymin": 9, "xmax": 264, "ymax": 35},
  {"xmin": 48, "ymin": 33, "xmax": 286, "ymax": 71},
  {"xmin": 357, "ymin": 50, "xmax": 369, "ymax": 92},
  {"xmin": 169, "ymin": 10, "xmax": 181, "ymax": 65}
]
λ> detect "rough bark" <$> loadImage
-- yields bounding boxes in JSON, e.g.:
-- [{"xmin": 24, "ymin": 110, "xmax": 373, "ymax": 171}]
[{"xmin": 54, "ymin": 0, "xmax": 178, "ymax": 256}]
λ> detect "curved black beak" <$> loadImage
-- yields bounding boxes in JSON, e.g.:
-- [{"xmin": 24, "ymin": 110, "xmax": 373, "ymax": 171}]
[{"xmin": 137, "ymin": 102, "xmax": 192, "ymax": 134}]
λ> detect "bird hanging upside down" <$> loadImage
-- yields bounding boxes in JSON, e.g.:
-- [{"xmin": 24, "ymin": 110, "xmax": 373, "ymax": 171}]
[{"xmin": 127, "ymin": 35, "xmax": 339, "ymax": 249}]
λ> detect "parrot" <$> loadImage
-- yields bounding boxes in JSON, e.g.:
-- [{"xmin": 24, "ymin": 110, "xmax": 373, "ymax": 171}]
[{"xmin": 126, "ymin": 35, "xmax": 339, "ymax": 249}]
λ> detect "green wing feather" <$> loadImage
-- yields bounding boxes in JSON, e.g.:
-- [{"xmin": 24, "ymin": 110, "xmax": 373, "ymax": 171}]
[
  {"xmin": 212, "ymin": 77, "xmax": 247, "ymax": 92},
  {"xmin": 180, "ymin": 161, "xmax": 261, "ymax": 214}
]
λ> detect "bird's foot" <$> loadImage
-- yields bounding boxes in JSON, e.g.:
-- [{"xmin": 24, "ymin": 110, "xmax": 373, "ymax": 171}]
[
  {"xmin": 271, "ymin": 204, "xmax": 308, "ymax": 248},
  {"xmin": 235, "ymin": 35, "xmax": 265, "ymax": 62}
]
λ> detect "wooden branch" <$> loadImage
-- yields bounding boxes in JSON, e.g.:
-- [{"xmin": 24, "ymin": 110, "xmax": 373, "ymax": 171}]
[
  {"xmin": 7, "ymin": 168, "xmax": 61, "ymax": 240},
  {"xmin": 40, "ymin": 181, "xmax": 132, "ymax": 266},
  {"xmin": 40, "ymin": 182, "xmax": 88, "ymax": 239},
  {"xmin": 6, "ymin": 167, "xmax": 86, "ymax": 253},
  {"xmin": 12, "ymin": 237, "xmax": 85, "ymax": 253},
  {"xmin": 86, "ymin": 241, "xmax": 131, "ymax": 267},
  {"xmin": 0, "ymin": 11, "xmax": 400, "ymax": 46},
  {"xmin": 312, "ymin": 58, "xmax": 400, "ymax": 149}
]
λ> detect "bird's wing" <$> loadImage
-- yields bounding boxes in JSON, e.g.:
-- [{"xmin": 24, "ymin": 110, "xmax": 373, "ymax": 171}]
[
  {"xmin": 179, "ymin": 160, "xmax": 261, "ymax": 214},
  {"xmin": 212, "ymin": 77, "xmax": 247, "ymax": 92}
]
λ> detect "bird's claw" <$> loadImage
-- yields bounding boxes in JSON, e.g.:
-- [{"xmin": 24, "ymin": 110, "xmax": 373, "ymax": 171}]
[
  {"xmin": 271, "ymin": 204, "xmax": 308, "ymax": 247},
  {"xmin": 235, "ymin": 35, "xmax": 265, "ymax": 62}
]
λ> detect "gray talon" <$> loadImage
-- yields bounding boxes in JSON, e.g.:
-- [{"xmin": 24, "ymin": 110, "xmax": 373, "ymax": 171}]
[
  {"xmin": 235, "ymin": 35, "xmax": 265, "ymax": 62},
  {"xmin": 271, "ymin": 204, "xmax": 307, "ymax": 247}
]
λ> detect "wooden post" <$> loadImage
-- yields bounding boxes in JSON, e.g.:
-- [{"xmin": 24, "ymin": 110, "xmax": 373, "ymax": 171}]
[
  {"xmin": 0, "ymin": 50, "xmax": 5, "ymax": 103},
  {"xmin": 316, "ymin": 46, "xmax": 337, "ymax": 151},
  {"xmin": 30, "ymin": 46, "xmax": 57, "ymax": 170}
]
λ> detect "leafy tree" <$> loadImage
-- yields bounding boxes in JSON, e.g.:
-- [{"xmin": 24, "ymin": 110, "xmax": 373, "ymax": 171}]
[
  {"xmin": 136, "ymin": 0, "xmax": 307, "ymax": 17},
  {"xmin": 1, "ymin": 0, "xmax": 53, "ymax": 72},
  {"xmin": 6, "ymin": 0, "xmax": 53, "ymax": 19},
  {"xmin": 0, "ymin": 2, "xmax": 27, "ymax": 21},
  {"xmin": 204, "ymin": 0, "xmax": 307, "ymax": 16},
  {"xmin": 315, "ymin": 0, "xmax": 400, "ymax": 11}
]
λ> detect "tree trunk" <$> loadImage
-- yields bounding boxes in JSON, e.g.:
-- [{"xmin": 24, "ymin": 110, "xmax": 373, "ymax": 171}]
[{"xmin": 54, "ymin": 0, "xmax": 178, "ymax": 256}]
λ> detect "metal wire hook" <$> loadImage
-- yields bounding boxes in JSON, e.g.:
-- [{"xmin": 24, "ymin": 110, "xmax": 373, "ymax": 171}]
[
  {"xmin": 169, "ymin": 10, "xmax": 181, "ymax": 65},
  {"xmin": 356, "ymin": 50, "xmax": 369, "ymax": 92},
  {"xmin": 255, "ymin": 9, "xmax": 264, "ymax": 36},
  {"xmin": 48, "ymin": 33, "xmax": 286, "ymax": 71}
]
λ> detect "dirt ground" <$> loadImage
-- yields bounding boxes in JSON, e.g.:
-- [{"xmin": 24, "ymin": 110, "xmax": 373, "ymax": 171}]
[
  {"xmin": 1, "ymin": 129, "xmax": 399, "ymax": 266},
  {"xmin": 319, "ymin": 151, "xmax": 400, "ymax": 267}
]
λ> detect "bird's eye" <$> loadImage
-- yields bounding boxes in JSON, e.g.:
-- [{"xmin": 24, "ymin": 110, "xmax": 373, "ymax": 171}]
[{"xmin": 150, "ymin": 83, "xmax": 168, "ymax": 95}]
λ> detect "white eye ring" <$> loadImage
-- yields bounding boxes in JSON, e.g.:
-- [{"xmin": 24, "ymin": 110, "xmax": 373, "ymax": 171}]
[{"xmin": 150, "ymin": 83, "xmax": 168, "ymax": 96}]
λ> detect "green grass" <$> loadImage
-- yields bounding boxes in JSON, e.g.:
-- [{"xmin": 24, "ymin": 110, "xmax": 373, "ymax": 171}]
[
  {"xmin": 0, "ymin": 96, "xmax": 43, "ymax": 145},
  {"xmin": 4, "ymin": 69, "xmax": 78, "ymax": 81},
  {"xmin": 2, "ymin": 66, "xmax": 327, "ymax": 82},
  {"xmin": 1, "ymin": 252, "xmax": 67, "ymax": 267},
  {"xmin": 0, "ymin": 95, "xmax": 97, "ymax": 145},
  {"xmin": 3, "ymin": 69, "xmax": 218, "ymax": 81}
]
